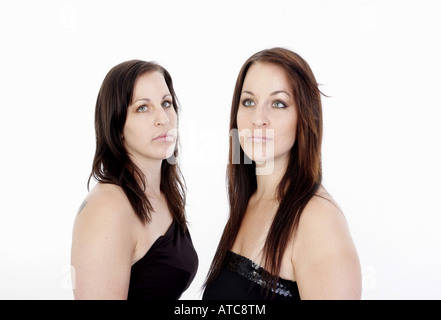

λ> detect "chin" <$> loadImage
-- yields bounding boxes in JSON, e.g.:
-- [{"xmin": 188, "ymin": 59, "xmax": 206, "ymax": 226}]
[{"xmin": 250, "ymin": 152, "xmax": 275, "ymax": 164}]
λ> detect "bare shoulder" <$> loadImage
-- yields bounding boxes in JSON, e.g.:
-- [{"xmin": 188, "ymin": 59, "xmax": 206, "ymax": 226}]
[
  {"xmin": 297, "ymin": 186, "xmax": 348, "ymax": 233},
  {"xmin": 292, "ymin": 186, "xmax": 362, "ymax": 299},
  {"xmin": 72, "ymin": 183, "xmax": 136, "ymax": 249},
  {"xmin": 76, "ymin": 183, "xmax": 131, "ymax": 217},
  {"xmin": 294, "ymin": 186, "xmax": 355, "ymax": 253},
  {"xmin": 71, "ymin": 183, "xmax": 136, "ymax": 299}
]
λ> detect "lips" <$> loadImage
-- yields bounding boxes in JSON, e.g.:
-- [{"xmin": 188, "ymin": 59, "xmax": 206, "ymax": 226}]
[
  {"xmin": 153, "ymin": 133, "xmax": 175, "ymax": 142},
  {"xmin": 247, "ymin": 136, "xmax": 273, "ymax": 142}
]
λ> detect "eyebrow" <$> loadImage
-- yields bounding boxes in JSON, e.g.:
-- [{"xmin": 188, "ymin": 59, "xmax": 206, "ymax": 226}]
[
  {"xmin": 133, "ymin": 94, "xmax": 172, "ymax": 103},
  {"xmin": 271, "ymin": 90, "xmax": 291, "ymax": 98},
  {"xmin": 241, "ymin": 90, "xmax": 291, "ymax": 98}
]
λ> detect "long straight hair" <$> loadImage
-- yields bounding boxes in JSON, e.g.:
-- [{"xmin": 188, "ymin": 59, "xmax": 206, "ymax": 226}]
[
  {"xmin": 204, "ymin": 48, "xmax": 324, "ymax": 294},
  {"xmin": 88, "ymin": 60, "xmax": 187, "ymax": 227}
]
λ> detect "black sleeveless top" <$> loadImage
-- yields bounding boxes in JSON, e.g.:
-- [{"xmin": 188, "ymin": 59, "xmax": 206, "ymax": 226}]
[
  {"xmin": 128, "ymin": 220, "xmax": 198, "ymax": 300},
  {"xmin": 202, "ymin": 251, "xmax": 300, "ymax": 300}
]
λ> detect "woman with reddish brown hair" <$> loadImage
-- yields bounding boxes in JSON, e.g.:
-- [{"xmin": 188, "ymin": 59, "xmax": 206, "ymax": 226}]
[{"xmin": 203, "ymin": 47, "xmax": 361, "ymax": 300}]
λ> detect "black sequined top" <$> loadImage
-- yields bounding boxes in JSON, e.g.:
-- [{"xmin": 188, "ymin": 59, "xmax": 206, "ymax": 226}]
[{"xmin": 202, "ymin": 251, "xmax": 300, "ymax": 300}]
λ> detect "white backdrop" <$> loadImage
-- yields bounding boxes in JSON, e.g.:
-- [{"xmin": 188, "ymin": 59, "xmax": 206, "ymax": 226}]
[{"xmin": 0, "ymin": 0, "xmax": 440, "ymax": 300}]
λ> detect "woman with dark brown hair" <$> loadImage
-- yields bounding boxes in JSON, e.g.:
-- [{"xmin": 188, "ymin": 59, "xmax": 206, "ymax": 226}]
[
  {"xmin": 203, "ymin": 48, "xmax": 361, "ymax": 300},
  {"xmin": 71, "ymin": 60, "xmax": 198, "ymax": 299}
]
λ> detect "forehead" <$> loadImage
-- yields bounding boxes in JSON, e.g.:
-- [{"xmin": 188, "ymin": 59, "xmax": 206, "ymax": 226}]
[
  {"xmin": 243, "ymin": 62, "xmax": 291, "ymax": 92},
  {"xmin": 132, "ymin": 71, "xmax": 169, "ymax": 98}
]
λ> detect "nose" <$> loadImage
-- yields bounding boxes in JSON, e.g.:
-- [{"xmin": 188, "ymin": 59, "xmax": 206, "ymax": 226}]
[
  {"xmin": 154, "ymin": 107, "xmax": 170, "ymax": 126},
  {"xmin": 252, "ymin": 105, "xmax": 269, "ymax": 127}
]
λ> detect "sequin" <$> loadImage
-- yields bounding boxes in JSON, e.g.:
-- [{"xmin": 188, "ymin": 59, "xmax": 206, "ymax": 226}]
[{"xmin": 225, "ymin": 251, "xmax": 295, "ymax": 298}]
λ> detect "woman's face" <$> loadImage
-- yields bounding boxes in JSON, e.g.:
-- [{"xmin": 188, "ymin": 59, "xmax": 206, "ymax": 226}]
[
  {"xmin": 123, "ymin": 71, "xmax": 177, "ymax": 164},
  {"xmin": 236, "ymin": 62, "xmax": 298, "ymax": 170}
]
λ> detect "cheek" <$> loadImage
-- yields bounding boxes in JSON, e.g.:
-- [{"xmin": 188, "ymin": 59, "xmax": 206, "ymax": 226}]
[
  {"xmin": 123, "ymin": 118, "xmax": 143, "ymax": 137},
  {"xmin": 235, "ymin": 111, "xmax": 249, "ymax": 153},
  {"xmin": 277, "ymin": 117, "xmax": 298, "ymax": 148},
  {"xmin": 169, "ymin": 109, "xmax": 178, "ymax": 127},
  {"xmin": 236, "ymin": 110, "xmax": 246, "ymax": 130}
]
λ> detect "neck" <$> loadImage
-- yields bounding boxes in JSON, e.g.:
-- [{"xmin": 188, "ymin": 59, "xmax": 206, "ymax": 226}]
[
  {"xmin": 253, "ymin": 157, "xmax": 288, "ymax": 202},
  {"xmin": 132, "ymin": 157, "xmax": 163, "ymax": 199}
]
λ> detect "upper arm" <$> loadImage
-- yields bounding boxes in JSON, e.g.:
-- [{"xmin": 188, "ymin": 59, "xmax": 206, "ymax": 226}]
[
  {"xmin": 71, "ymin": 191, "xmax": 135, "ymax": 299},
  {"xmin": 292, "ymin": 197, "xmax": 362, "ymax": 300}
]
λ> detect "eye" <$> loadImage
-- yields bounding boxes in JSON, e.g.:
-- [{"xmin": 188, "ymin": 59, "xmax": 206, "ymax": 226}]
[
  {"xmin": 162, "ymin": 100, "xmax": 172, "ymax": 108},
  {"xmin": 242, "ymin": 99, "xmax": 255, "ymax": 107},
  {"xmin": 137, "ymin": 105, "xmax": 148, "ymax": 112},
  {"xmin": 272, "ymin": 101, "xmax": 287, "ymax": 109}
]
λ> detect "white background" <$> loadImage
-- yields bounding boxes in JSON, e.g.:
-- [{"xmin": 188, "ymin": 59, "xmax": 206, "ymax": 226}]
[{"xmin": 0, "ymin": 0, "xmax": 440, "ymax": 300}]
